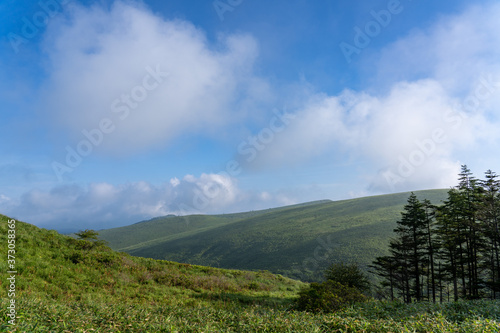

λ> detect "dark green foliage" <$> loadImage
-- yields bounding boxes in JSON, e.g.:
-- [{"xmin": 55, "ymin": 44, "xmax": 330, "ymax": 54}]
[
  {"xmin": 75, "ymin": 229, "xmax": 108, "ymax": 249},
  {"xmin": 75, "ymin": 229, "xmax": 100, "ymax": 240},
  {"xmin": 294, "ymin": 281, "xmax": 367, "ymax": 313},
  {"xmin": 324, "ymin": 262, "xmax": 371, "ymax": 293},
  {"xmin": 294, "ymin": 262, "xmax": 370, "ymax": 313},
  {"xmin": 479, "ymin": 170, "xmax": 500, "ymax": 298},
  {"xmin": 434, "ymin": 166, "xmax": 490, "ymax": 301},
  {"xmin": 388, "ymin": 193, "xmax": 431, "ymax": 302},
  {"xmin": 374, "ymin": 165, "xmax": 500, "ymax": 303}
]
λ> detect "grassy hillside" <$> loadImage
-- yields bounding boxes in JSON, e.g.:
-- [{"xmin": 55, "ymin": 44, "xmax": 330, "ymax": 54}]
[
  {"xmin": 0, "ymin": 214, "xmax": 307, "ymax": 331},
  {"xmin": 99, "ymin": 190, "xmax": 449, "ymax": 281},
  {"xmin": 2, "ymin": 214, "xmax": 500, "ymax": 332},
  {"xmin": 97, "ymin": 200, "xmax": 331, "ymax": 251}
]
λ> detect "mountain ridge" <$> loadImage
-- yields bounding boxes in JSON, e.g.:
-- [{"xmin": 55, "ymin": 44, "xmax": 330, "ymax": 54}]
[{"xmin": 99, "ymin": 189, "xmax": 449, "ymax": 281}]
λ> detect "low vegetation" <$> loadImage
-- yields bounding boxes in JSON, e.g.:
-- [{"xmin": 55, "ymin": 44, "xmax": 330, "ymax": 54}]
[
  {"xmin": 294, "ymin": 281, "xmax": 367, "ymax": 313},
  {"xmin": 0, "ymin": 215, "xmax": 305, "ymax": 331},
  {"xmin": 293, "ymin": 263, "xmax": 370, "ymax": 313}
]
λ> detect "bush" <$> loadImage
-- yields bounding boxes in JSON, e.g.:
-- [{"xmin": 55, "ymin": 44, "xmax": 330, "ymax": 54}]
[
  {"xmin": 294, "ymin": 281, "xmax": 367, "ymax": 313},
  {"xmin": 75, "ymin": 229, "xmax": 100, "ymax": 241},
  {"xmin": 67, "ymin": 251, "xmax": 84, "ymax": 264},
  {"xmin": 75, "ymin": 229, "xmax": 108, "ymax": 249},
  {"xmin": 324, "ymin": 262, "xmax": 371, "ymax": 293}
]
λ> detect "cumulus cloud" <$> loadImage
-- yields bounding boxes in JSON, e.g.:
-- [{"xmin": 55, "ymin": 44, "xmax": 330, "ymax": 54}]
[
  {"xmin": 372, "ymin": 3, "xmax": 500, "ymax": 95},
  {"xmin": 9, "ymin": 1, "xmax": 500, "ymax": 230},
  {"xmin": 41, "ymin": 1, "xmax": 264, "ymax": 155},
  {"xmin": 0, "ymin": 173, "xmax": 295, "ymax": 232},
  {"xmin": 242, "ymin": 2, "xmax": 500, "ymax": 193},
  {"xmin": 254, "ymin": 79, "xmax": 499, "ymax": 192}
]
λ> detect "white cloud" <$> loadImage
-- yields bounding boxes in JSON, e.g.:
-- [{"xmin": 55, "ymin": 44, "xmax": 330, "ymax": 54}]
[
  {"xmin": 0, "ymin": 194, "xmax": 11, "ymax": 206},
  {"xmin": 41, "ymin": 1, "xmax": 263, "ymax": 155},
  {"xmin": 0, "ymin": 174, "xmax": 294, "ymax": 232},
  {"xmin": 257, "ymin": 78, "xmax": 499, "ymax": 192},
  {"xmin": 243, "ymin": 2, "xmax": 500, "ymax": 193},
  {"xmin": 372, "ymin": 3, "xmax": 500, "ymax": 95},
  {"xmin": 8, "ymin": 1, "xmax": 500, "ymax": 229}
]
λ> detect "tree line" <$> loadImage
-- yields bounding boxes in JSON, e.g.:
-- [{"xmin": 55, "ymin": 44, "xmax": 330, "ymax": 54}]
[{"xmin": 371, "ymin": 165, "xmax": 500, "ymax": 303}]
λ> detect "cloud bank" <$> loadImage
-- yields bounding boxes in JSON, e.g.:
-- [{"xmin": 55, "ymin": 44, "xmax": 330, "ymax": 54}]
[
  {"xmin": 245, "ymin": 2, "xmax": 500, "ymax": 192},
  {"xmin": 41, "ymin": 1, "xmax": 500, "ymax": 193},
  {"xmin": 1, "ymin": 174, "xmax": 295, "ymax": 232},
  {"xmin": 42, "ymin": 1, "xmax": 265, "ymax": 156}
]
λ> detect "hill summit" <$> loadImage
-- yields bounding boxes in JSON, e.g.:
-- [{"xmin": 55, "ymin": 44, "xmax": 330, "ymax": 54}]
[{"xmin": 98, "ymin": 189, "xmax": 449, "ymax": 281}]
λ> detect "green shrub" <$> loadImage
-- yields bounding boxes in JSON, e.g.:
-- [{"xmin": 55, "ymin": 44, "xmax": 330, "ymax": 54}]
[
  {"xmin": 75, "ymin": 229, "xmax": 108, "ymax": 249},
  {"xmin": 324, "ymin": 262, "xmax": 371, "ymax": 293},
  {"xmin": 94, "ymin": 251, "xmax": 118, "ymax": 266},
  {"xmin": 75, "ymin": 229, "xmax": 100, "ymax": 240},
  {"xmin": 247, "ymin": 281, "xmax": 260, "ymax": 290},
  {"xmin": 67, "ymin": 251, "xmax": 84, "ymax": 264},
  {"xmin": 294, "ymin": 280, "xmax": 367, "ymax": 313}
]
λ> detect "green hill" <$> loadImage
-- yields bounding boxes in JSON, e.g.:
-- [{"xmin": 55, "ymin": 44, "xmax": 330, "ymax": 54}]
[
  {"xmin": 99, "ymin": 190, "xmax": 449, "ymax": 281},
  {"xmin": 0, "ymin": 214, "xmax": 308, "ymax": 331},
  {"xmin": 2, "ymin": 211, "xmax": 500, "ymax": 332}
]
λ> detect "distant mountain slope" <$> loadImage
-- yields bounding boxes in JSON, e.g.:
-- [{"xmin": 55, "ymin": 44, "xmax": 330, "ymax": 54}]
[
  {"xmin": 99, "ymin": 190, "xmax": 448, "ymax": 281},
  {"xmin": 98, "ymin": 199, "xmax": 333, "ymax": 250}
]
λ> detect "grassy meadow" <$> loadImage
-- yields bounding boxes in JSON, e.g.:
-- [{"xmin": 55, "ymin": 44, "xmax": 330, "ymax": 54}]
[{"xmin": 1, "ymin": 214, "xmax": 500, "ymax": 332}]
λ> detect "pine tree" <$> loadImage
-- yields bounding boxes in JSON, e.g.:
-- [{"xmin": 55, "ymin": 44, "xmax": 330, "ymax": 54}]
[
  {"xmin": 456, "ymin": 165, "xmax": 485, "ymax": 298},
  {"xmin": 373, "ymin": 166, "xmax": 500, "ymax": 302},
  {"xmin": 479, "ymin": 170, "xmax": 500, "ymax": 298},
  {"xmin": 435, "ymin": 193, "xmax": 462, "ymax": 301},
  {"xmin": 373, "ymin": 193, "xmax": 429, "ymax": 302},
  {"xmin": 423, "ymin": 199, "xmax": 437, "ymax": 303},
  {"xmin": 370, "ymin": 256, "xmax": 397, "ymax": 300},
  {"xmin": 395, "ymin": 193, "xmax": 429, "ymax": 301}
]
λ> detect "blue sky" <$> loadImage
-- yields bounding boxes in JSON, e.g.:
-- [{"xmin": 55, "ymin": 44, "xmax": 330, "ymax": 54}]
[{"xmin": 1, "ymin": 0, "xmax": 500, "ymax": 232}]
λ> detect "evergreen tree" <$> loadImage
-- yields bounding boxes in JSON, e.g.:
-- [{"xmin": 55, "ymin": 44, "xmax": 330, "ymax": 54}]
[
  {"xmin": 370, "ymin": 256, "xmax": 397, "ymax": 300},
  {"xmin": 423, "ymin": 199, "xmax": 437, "ymax": 303},
  {"xmin": 394, "ymin": 193, "xmax": 428, "ymax": 301},
  {"xmin": 435, "ymin": 193, "xmax": 462, "ymax": 301},
  {"xmin": 373, "ymin": 193, "xmax": 430, "ymax": 303},
  {"xmin": 479, "ymin": 170, "xmax": 500, "ymax": 298},
  {"xmin": 456, "ymin": 165, "xmax": 485, "ymax": 298},
  {"xmin": 373, "ymin": 166, "xmax": 500, "ymax": 302}
]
